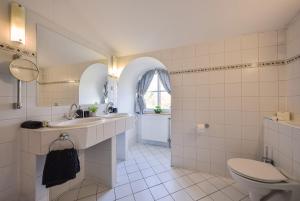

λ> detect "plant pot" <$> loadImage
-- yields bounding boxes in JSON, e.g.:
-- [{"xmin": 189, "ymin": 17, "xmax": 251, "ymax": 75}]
[{"xmin": 90, "ymin": 112, "xmax": 97, "ymax": 117}]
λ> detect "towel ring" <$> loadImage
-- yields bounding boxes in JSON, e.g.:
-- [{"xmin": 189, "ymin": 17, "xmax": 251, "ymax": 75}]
[{"xmin": 49, "ymin": 133, "xmax": 75, "ymax": 152}]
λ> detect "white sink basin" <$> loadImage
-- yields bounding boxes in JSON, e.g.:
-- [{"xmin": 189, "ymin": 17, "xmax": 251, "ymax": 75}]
[
  {"xmin": 99, "ymin": 113, "xmax": 129, "ymax": 119},
  {"xmin": 48, "ymin": 117, "xmax": 104, "ymax": 128}
]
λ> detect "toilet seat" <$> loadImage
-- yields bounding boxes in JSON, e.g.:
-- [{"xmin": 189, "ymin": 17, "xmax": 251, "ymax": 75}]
[{"xmin": 228, "ymin": 158, "xmax": 288, "ymax": 183}]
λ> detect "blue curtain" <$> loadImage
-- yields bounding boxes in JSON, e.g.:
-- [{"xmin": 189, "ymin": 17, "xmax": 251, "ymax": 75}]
[
  {"xmin": 135, "ymin": 70, "xmax": 156, "ymax": 114},
  {"xmin": 135, "ymin": 68, "xmax": 171, "ymax": 114},
  {"xmin": 157, "ymin": 69, "xmax": 171, "ymax": 94}
]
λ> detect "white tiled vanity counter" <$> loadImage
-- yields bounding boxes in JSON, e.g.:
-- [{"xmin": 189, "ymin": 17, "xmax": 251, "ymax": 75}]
[
  {"xmin": 22, "ymin": 116, "xmax": 135, "ymax": 155},
  {"xmin": 20, "ymin": 116, "xmax": 135, "ymax": 201},
  {"xmin": 263, "ymin": 118, "xmax": 300, "ymax": 181}
]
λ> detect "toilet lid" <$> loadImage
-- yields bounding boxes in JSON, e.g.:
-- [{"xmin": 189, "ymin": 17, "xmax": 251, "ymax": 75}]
[{"xmin": 227, "ymin": 158, "xmax": 288, "ymax": 183}]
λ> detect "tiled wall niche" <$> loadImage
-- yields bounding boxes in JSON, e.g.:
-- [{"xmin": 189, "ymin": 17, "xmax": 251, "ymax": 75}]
[
  {"xmin": 286, "ymin": 13, "xmax": 300, "ymax": 121},
  {"xmin": 264, "ymin": 119, "xmax": 300, "ymax": 181}
]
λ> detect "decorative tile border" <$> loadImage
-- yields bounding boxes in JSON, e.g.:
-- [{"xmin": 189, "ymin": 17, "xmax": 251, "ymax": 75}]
[
  {"xmin": 0, "ymin": 42, "xmax": 36, "ymax": 58},
  {"xmin": 169, "ymin": 55, "xmax": 299, "ymax": 75}
]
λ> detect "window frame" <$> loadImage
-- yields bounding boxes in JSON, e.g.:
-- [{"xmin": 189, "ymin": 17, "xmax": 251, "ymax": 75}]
[{"xmin": 143, "ymin": 72, "xmax": 170, "ymax": 113}]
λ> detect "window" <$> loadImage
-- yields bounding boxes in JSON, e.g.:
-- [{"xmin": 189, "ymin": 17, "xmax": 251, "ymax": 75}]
[{"xmin": 144, "ymin": 73, "xmax": 171, "ymax": 110}]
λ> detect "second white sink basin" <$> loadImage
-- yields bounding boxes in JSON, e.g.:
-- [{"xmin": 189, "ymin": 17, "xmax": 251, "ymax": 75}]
[{"xmin": 48, "ymin": 117, "xmax": 104, "ymax": 128}]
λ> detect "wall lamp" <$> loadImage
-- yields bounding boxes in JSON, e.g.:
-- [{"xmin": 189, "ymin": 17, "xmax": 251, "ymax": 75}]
[{"xmin": 10, "ymin": 2, "xmax": 26, "ymax": 45}]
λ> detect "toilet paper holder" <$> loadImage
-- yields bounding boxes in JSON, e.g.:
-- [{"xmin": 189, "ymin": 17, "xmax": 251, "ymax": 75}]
[{"xmin": 197, "ymin": 123, "xmax": 210, "ymax": 129}]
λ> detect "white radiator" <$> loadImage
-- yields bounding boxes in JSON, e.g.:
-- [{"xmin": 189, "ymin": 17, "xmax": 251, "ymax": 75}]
[{"xmin": 139, "ymin": 114, "xmax": 170, "ymax": 143}]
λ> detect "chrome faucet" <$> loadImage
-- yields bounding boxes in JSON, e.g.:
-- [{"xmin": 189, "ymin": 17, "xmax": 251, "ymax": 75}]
[
  {"xmin": 104, "ymin": 102, "xmax": 114, "ymax": 114},
  {"xmin": 65, "ymin": 103, "xmax": 79, "ymax": 120}
]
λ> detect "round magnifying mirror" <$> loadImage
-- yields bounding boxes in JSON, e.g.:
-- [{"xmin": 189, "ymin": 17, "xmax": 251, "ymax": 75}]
[{"xmin": 9, "ymin": 58, "xmax": 39, "ymax": 82}]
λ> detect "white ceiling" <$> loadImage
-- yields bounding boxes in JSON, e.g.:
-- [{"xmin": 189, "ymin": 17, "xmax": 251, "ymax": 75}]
[{"xmin": 20, "ymin": 0, "xmax": 300, "ymax": 56}]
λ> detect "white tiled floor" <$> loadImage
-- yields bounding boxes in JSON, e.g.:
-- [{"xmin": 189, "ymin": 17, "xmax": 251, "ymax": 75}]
[{"xmin": 55, "ymin": 144, "xmax": 249, "ymax": 201}]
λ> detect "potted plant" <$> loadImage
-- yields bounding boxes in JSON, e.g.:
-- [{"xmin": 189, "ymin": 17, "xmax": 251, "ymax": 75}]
[
  {"xmin": 88, "ymin": 104, "xmax": 98, "ymax": 117},
  {"xmin": 154, "ymin": 105, "xmax": 162, "ymax": 114}
]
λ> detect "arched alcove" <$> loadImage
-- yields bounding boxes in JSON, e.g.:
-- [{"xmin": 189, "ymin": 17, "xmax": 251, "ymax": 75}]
[
  {"xmin": 117, "ymin": 57, "xmax": 169, "ymax": 147},
  {"xmin": 79, "ymin": 63, "xmax": 108, "ymax": 105},
  {"xmin": 117, "ymin": 57, "xmax": 167, "ymax": 114}
]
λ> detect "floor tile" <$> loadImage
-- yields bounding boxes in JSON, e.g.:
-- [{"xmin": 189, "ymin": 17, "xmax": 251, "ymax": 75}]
[
  {"xmin": 78, "ymin": 184, "xmax": 98, "ymax": 199},
  {"xmin": 145, "ymin": 175, "xmax": 162, "ymax": 187},
  {"xmin": 124, "ymin": 160, "xmax": 136, "ymax": 166},
  {"xmin": 232, "ymin": 183, "xmax": 248, "ymax": 195},
  {"xmin": 156, "ymin": 195, "xmax": 174, "ymax": 201},
  {"xmin": 184, "ymin": 185, "xmax": 206, "ymax": 200},
  {"xmin": 138, "ymin": 162, "xmax": 151, "ymax": 170},
  {"xmin": 163, "ymin": 180, "xmax": 183, "ymax": 194},
  {"xmin": 128, "ymin": 171, "xmax": 143, "ymax": 182},
  {"xmin": 207, "ymin": 177, "xmax": 228, "ymax": 190},
  {"xmin": 130, "ymin": 179, "xmax": 148, "ymax": 193},
  {"xmin": 152, "ymin": 164, "xmax": 167, "ymax": 174},
  {"xmin": 117, "ymin": 167, "xmax": 127, "ymax": 176},
  {"xmin": 169, "ymin": 168, "xmax": 185, "ymax": 178},
  {"xmin": 141, "ymin": 168, "xmax": 156, "ymax": 178},
  {"xmin": 53, "ymin": 144, "xmax": 239, "ymax": 201},
  {"xmin": 78, "ymin": 195, "xmax": 97, "ymax": 201},
  {"xmin": 175, "ymin": 176, "xmax": 194, "ymax": 188},
  {"xmin": 171, "ymin": 190, "xmax": 193, "ymax": 201},
  {"xmin": 117, "ymin": 174, "xmax": 130, "ymax": 186},
  {"xmin": 221, "ymin": 186, "xmax": 246, "ymax": 201},
  {"xmin": 116, "ymin": 195, "xmax": 135, "ymax": 201},
  {"xmin": 134, "ymin": 189, "xmax": 154, "ymax": 201},
  {"xmin": 97, "ymin": 189, "xmax": 115, "ymax": 201},
  {"xmin": 198, "ymin": 197, "xmax": 213, "ymax": 201},
  {"xmin": 196, "ymin": 181, "xmax": 218, "ymax": 195},
  {"xmin": 157, "ymin": 171, "xmax": 174, "ymax": 182},
  {"xmin": 58, "ymin": 189, "xmax": 78, "ymax": 201},
  {"xmin": 209, "ymin": 191, "xmax": 232, "ymax": 201},
  {"xmin": 149, "ymin": 184, "xmax": 169, "ymax": 200},
  {"xmin": 125, "ymin": 165, "xmax": 139, "ymax": 174},
  {"xmin": 114, "ymin": 184, "xmax": 132, "ymax": 199},
  {"xmin": 97, "ymin": 184, "xmax": 109, "ymax": 194},
  {"xmin": 187, "ymin": 172, "xmax": 206, "ymax": 183}
]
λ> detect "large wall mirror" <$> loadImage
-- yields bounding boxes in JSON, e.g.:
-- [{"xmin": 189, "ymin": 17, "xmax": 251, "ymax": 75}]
[{"xmin": 36, "ymin": 25, "xmax": 108, "ymax": 106}]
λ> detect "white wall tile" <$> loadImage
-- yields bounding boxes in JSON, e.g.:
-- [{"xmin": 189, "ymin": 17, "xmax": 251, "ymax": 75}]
[
  {"xmin": 225, "ymin": 69, "xmax": 241, "ymax": 83},
  {"xmin": 241, "ymin": 34, "xmax": 258, "ymax": 49},
  {"xmin": 225, "ymin": 37, "xmax": 241, "ymax": 52},
  {"xmin": 242, "ymin": 82, "xmax": 259, "ymax": 96},
  {"xmin": 259, "ymin": 31, "xmax": 278, "ymax": 47},
  {"xmin": 242, "ymin": 68, "xmax": 259, "ymax": 82},
  {"xmin": 241, "ymin": 48, "xmax": 259, "ymax": 63},
  {"xmin": 259, "ymin": 46, "xmax": 278, "ymax": 62}
]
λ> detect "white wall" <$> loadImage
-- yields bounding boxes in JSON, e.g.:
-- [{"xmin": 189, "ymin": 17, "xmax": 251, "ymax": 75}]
[
  {"xmin": 0, "ymin": 0, "xmax": 113, "ymax": 200},
  {"xmin": 79, "ymin": 63, "xmax": 108, "ymax": 105}
]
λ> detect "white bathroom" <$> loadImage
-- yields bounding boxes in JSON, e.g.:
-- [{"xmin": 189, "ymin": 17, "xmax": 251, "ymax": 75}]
[{"xmin": 0, "ymin": 1, "xmax": 300, "ymax": 201}]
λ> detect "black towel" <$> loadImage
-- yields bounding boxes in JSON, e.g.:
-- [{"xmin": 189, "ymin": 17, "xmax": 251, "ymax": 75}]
[
  {"xmin": 42, "ymin": 148, "xmax": 80, "ymax": 188},
  {"xmin": 21, "ymin": 121, "xmax": 43, "ymax": 129}
]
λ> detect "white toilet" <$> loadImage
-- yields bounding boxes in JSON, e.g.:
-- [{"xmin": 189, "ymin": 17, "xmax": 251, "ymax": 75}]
[{"xmin": 227, "ymin": 158, "xmax": 300, "ymax": 201}]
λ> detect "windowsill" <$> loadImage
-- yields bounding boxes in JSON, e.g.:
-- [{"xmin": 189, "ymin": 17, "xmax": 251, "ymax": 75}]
[{"xmin": 143, "ymin": 111, "xmax": 171, "ymax": 115}]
